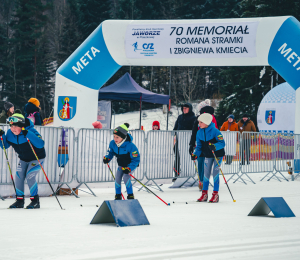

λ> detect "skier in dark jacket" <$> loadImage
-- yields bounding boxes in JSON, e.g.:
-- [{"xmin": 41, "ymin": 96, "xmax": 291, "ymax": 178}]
[
  {"xmin": 173, "ymin": 103, "xmax": 196, "ymax": 180},
  {"xmin": 24, "ymin": 98, "xmax": 43, "ymax": 126},
  {"xmin": 103, "ymin": 123, "xmax": 140, "ymax": 200},
  {"xmin": 0, "ymin": 113, "xmax": 46, "ymax": 209}
]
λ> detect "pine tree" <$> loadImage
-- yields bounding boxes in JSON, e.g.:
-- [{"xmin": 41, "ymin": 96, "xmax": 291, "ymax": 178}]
[
  {"xmin": 0, "ymin": 0, "xmax": 16, "ymax": 104},
  {"xmin": 78, "ymin": 0, "xmax": 112, "ymax": 42},
  {"xmin": 9, "ymin": 0, "xmax": 52, "ymax": 114},
  {"xmin": 58, "ymin": 0, "xmax": 81, "ymax": 67}
]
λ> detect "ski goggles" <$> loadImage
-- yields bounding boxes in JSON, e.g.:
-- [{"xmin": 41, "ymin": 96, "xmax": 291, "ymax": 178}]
[{"xmin": 7, "ymin": 117, "xmax": 23, "ymax": 125}]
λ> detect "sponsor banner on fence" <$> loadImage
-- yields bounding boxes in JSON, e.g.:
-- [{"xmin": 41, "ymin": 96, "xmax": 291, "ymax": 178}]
[
  {"xmin": 125, "ymin": 22, "xmax": 259, "ymax": 59},
  {"xmin": 97, "ymin": 101, "xmax": 111, "ymax": 129}
]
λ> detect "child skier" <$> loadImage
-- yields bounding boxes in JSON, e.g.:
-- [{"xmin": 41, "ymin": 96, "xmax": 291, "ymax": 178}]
[
  {"xmin": 0, "ymin": 113, "xmax": 46, "ymax": 209},
  {"xmin": 191, "ymin": 113, "xmax": 225, "ymax": 203},
  {"xmin": 103, "ymin": 123, "xmax": 140, "ymax": 200}
]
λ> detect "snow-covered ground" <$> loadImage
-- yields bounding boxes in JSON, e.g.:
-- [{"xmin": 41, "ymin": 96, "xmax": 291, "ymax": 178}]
[
  {"xmin": 1, "ymin": 173, "xmax": 300, "ymax": 260},
  {"xmin": 113, "ymin": 103, "xmax": 200, "ymax": 131},
  {"xmin": 113, "ymin": 106, "xmax": 179, "ymax": 131}
]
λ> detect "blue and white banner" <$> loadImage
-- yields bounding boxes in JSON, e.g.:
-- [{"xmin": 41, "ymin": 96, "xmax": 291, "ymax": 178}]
[{"xmin": 125, "ymin": 22, "xmax": 259, "ymax": 59}]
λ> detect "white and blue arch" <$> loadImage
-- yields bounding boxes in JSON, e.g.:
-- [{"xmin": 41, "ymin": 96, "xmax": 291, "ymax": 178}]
[{"xmin": 54, "ymin": 16, "xmax": 300, "ymax": 133}]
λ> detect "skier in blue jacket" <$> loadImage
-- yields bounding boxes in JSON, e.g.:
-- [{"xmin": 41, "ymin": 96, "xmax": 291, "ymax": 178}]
[
  {"xmin": 0, "ymin": 113, "xmax": 46, "ymax": 209},
  {"xmin": 103, "ymin": 123, "xmax": 140, "ymax": 200},
  {"xmin": 191, "ymin": 113, "xmax": 225, "ymax": 203}
]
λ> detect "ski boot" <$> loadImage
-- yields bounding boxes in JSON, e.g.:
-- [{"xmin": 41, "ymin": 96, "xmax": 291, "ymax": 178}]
[
  {"xmin": 209, "ymin": 191, "xmax": 219, "ymax": 203},
  {"xmin": 26, "ymin": 195, "xmax": 40, "ymax": 209},
  {"xmin": 127, "ymin": 194, "xmax": 134, "ymax": 200},
  {"xmin": 115, "ymin": 194, "xmax": 122, "ymax": 200},
  {"xmin": 9, "ymin": 196, "xmax": 24, "ymax": 209},
  {"xmin": 197, "ymin": 190, "xmax": 208, "ymax": 202}
]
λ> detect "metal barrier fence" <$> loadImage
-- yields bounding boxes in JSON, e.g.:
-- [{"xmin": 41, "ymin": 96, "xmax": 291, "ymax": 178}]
[
  {"xmin": 0, "ymin": 125, "xmax": 75, "ymax": 197},
  {"xmin": 146, "ymin": 130, "xmax": 174, "ymax": 180},
  {"xmin": 2, "ymin": 126, "xmax": 300, "ymax": 199},
  {"xmin": 275, "ymin": 133, "xmax": 294, "ymax": 174},
  {"xmin": 294, "ymin": 134, "xmax": 300, "ymax": 179},
  {"xmin": 35, "ymin": 126, "xmax": 75, "ymax": 185},
  {"xmin": 75, "ymin": 129, "xmax": 145, "ymax": 195},
  {"xmin": 173, "ymin": 130, "xmax": 196, "ymax": 178},
  {"xmin": 221, "ymin": 131, "xmax": 241, "ymax": 176}
]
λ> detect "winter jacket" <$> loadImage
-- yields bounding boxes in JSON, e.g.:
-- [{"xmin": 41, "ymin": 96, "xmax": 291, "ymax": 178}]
[
  {"xmin": 1, "ymin": 118, "xmax": 46, "ymax": 162},
  {"xmin": 189, "ymin": 106, "xmax": 218, "ymax": 147},
  {"xmin": 106, "ymin": 133, "xmax": 140, "ymax": 171},
  {"xmin": 220, "ymin": 120, "xmax": 239, "ymax": 131},
  {"xmin": 24, "ymin": 102, "xmax": 42, "ymax": 126},
  {"xmin": 193, "ymin": 122, "xmax": 225, "ymax": 158},
  {"xmin": 0, "ymin": 110, "xmax": 8, "ymax": 124},
  {"xmin": 237, "ymin": 119, "xmax": 256, "ymax": 133},
  {"xmin": 173, "ymin": 103, "xmax": 196, "ymax": 131}
]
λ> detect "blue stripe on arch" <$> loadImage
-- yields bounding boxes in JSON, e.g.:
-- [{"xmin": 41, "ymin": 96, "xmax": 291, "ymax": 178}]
[
  {"xmin": 268, "ymin": 17, "xmax": 300, "ymax": 90},
  {"xmin": 57, "ymin": 23, "xmax": 121, "ymax": 90}
]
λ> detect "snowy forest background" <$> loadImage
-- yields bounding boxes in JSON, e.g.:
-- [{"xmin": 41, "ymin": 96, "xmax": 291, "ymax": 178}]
[{"xmin": 0, "ymin": 0, "xmax": 299, "ymax": 126}]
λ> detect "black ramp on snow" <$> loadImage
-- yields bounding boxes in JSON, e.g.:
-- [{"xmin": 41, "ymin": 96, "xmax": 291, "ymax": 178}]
[
  {"xmin": 248, "ymin": 197, "xmax": 295, "ymax": 218},
  {"xmin": 90, "ymin": 199, "xmax": 150, "ymax": 227}
]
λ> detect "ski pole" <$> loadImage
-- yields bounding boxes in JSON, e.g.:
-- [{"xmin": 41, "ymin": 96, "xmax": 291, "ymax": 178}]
[
  {"xmin": 211, "ymin": 149, "xmax": 236, "ymax": 202},
  {"xmin": 193, "ymin": 160, "xmax": 201, "ymax": 183},
  {"xmin": 127, "ymin": 171, "xmax": 170, "ymax": 206},
  {"xmin": 23, "ymin": 130, "xmax": 65, "ymax": 210},
  {"xmin": 107, "ymin": 164, "xmax": 125, "ymax": 200},
  {"xmin": 173, "ymin": 167, "xmax": 180, "ymax": 176},
  {"xmin": 1, "ymin": 136, "xmax": 16, "ymax": 194}
]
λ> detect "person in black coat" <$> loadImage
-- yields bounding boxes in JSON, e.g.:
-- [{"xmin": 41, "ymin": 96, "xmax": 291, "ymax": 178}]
[
  {"xmin": 24, "ymin": 98, "xmax": 43, "ymax": 126},
  {"xmin": 173, "ymin": 103, "xmax": 196, "ymax": 130},
  {"xmin": 173, "ymin": 103, "xmax": 196, "ymax": 180}
]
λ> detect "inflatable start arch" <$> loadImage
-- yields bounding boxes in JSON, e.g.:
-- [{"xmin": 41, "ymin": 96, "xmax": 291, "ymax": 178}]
[{"xmin": 54, "ymin": 16, "xmax": 300, "ymax": 133}]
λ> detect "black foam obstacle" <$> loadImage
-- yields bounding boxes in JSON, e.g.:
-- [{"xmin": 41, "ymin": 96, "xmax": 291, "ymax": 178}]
[
  {"xmin": 90, "ymin": 200, "xmax": 150, "ymax": 227},
  {"xmin": 248, "ymin": 197, "xmax": 295, "ymax": 218}
]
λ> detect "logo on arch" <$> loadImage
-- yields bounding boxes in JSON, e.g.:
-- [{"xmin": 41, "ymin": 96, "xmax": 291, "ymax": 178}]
[
  {"xmin": 265, "ymin": 110, "xmax": 275, "ymax": 125},
  {"xmin": 58, "ymin": 96, "xmax": 77, "ymax": 121}
]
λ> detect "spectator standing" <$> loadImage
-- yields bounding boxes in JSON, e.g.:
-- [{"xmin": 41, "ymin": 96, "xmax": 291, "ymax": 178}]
[
  {"xmin": 220, "ymin": 115, "xmax": 239, "ymax": 165},
  {"xmin": 0, "ymin": 102, "xmax": 15, "ymax": 124},
  {"xmin": 198, "ymin": 99, "xmax": 218, "ymax": 129},
  {"xmin": 173, "ymin": 103, "xmax": 196, "ymax": 179},
  {"xmin": 24, "ymin": 98, "xmax": 43, "ymax": 126},
  {"xmin": 237, "ymin": 114, "xmax": 256, "ymax": 165}
]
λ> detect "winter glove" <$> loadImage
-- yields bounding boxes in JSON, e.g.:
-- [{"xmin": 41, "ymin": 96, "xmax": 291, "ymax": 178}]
[
  {"xmin": 191, "ymin": 154, "xmax": 198, "ymax": 160},
  {"xmin": 208, "ymin": 143, "xmax": 216, "ymax": 151},
  {"xmin": 189, "ymin": 145, "xmax": 195, "ymax": 155},
  {"xmin": 0, "ymin": 129, "xmax": 5, "ymax": 136},
  {"xmin": 122, "ymin": 167, "xmax": 131, "ymax": 174},
  {"xmin": 22, "ymin": 129, "xmax": 28, "ymax": 137},
  {"xmin": 103, "ymin": 157, "xmax": 110, "ymax": 164}
]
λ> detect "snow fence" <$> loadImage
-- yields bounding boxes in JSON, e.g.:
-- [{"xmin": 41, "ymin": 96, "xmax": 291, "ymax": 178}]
[{"xmin": 1, "ymin": 128, "xmax": 299, "ymax": 198}]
